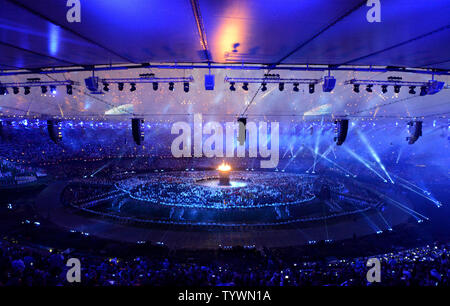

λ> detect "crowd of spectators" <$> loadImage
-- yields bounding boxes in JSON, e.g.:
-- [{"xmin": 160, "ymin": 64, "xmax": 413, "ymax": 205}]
[
  {"xmin": 0, "ymin": 123, "xmax": 173, "ymax": 165},
  {"xmin": 0, "ymin": 238, "xmax": 448, "ymax": 286},
  {"xmin": 0, "ymin": 159, "xmax": 45, "ymax": 186}
]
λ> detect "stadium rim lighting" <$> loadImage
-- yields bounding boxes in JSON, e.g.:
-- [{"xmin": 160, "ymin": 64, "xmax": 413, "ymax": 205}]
[
  {"xmin": 66, "ymin": 85, "xmax": 73, "ymax": 95},
  {"xmin": 169, "ymin": 82, "xmax": 174, "ymax": 91},
  {"xmin": 118, "ymin": 82, "xmax": 124, "ymax": 91},
  {"xmin": 394, "ymin": 85, "xmax": 401, "ymax": 93},
  {"xmin": 381, "ymin": 85, "xmax": 388, "ymax": 93},
  {"xmin": 278, "ymin": 82, "xmax": 284, "ymax": 91},
  {"xmin": 409, "ymin": 86, "xmax": 416, "ymax": 94},
  {"xmin": 24, "ymin": 86, "xmax": 31, "ymax": 95},
  {"xmin": 40, "ymin": 86, "xmax": 47, "ymax": 94},
  {"xmin": 103, "ymin": 83, "xmax": 109, "ymax": 92},
  {"xmin": 309, "ymin": 83, "xmax": 315, "ymax": 94},
  {"xmin": 229, "ymin": 82, "xmax": 236, "ymax": 91},
  {"xmin": 183, "ymin": 82, "xmax": 189, "ymax": 93},
  {"xmin": 13, "ymin": 87, "xmax": 19, "ymax": 94},
  {"xmin": 353, "ymin": 84, "xmax": 360, "ymax": 93},
  {"xmin": 152, "ymin": 82, "xmax": 158, "ymax": 91},
  {"xmin": 293, "ymin": 83, "xmax": 299, "ymax": 92},
  {"xmin": 242, "ymin": 82, "xmax": 249, "ymax": 91},
  {"xmin": 130, "ymin": 83, "xmax": 136, "ymax": 92},
  {"xmin": 50, "ymin": 85, "xmax": 57, "ymax": 94},
  {"xmin": 366, "ymin": 84, "xmax": 373, "ymax": 92}
]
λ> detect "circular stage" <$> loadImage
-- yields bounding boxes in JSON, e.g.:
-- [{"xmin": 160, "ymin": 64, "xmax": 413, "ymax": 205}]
[
  {"xmin": 114, "ymin": 171, "xmax": 318, "ymax": 210},
  {"xmin": 62, "ymin": 170, "xmax": 384, "ymax": 228},
  {"xmin": 35, "ymin": 169, "xmax": 413, "ymax": 249}
]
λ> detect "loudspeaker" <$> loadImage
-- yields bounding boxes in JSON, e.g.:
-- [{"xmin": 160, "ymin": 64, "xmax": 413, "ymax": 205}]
[
  {"xmin": 414, "ymin": 121, "xmax": 422, "ymax": 138},
  {"xmin": 84, "ymin": 77, "xmax": 103, "ymax": 93},
  {"xmin": 47, "ymin": 119, "xmax": 62, "ymax": 144},
  {"xmin": 237, "ymin": 117, "xmax": 246, "ymax": 145},
  {"xmin": 426, "ymin": 80, "xmax": 445, "ymax": 95},
  {"xmin": 406, "ymin": 121, "xmax": 422, "ymax": 144},
  {"xmin": 204, "ymin": 74, "xmax": 215, "ymax": 90},
  {"xmin": 322, "ymin": 76, "xmax": 336, "ymax": 92},
  {"xmin": 334, "ymin": 119, "xmax": 349, "ymax": 146},
  {"xmin": 131, "ymin": 118, "xmax": 144, "ymax": 145}
]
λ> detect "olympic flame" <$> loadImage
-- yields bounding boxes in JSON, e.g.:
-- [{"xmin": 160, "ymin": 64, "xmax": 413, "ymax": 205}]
[{"xmin": 217, "ymin": 162, "xmax": 231, "ymax": 172}]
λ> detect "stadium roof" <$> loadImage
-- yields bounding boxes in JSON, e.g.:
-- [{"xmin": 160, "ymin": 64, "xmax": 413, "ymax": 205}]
[
  {"xmin": 0, "ymin": 0, "xmax": 449, "ymax": 120},
  {"xmin": 0, "ymin": 0, "xmax": 449, "ymax": 71}
]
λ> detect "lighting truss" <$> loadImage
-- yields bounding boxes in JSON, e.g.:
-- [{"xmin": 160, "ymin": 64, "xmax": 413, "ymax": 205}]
[
  {"xmin": 100, "ymin": 76, "xmax": 194, "ymax": 84},
  {"xmin": 346, "ymin": 78, "xmax": 447, "ymax": 96},
  {"xmin": 224, "ymin": 76, "xmax": 321, "ymax": 85},
  {"xmin": 1, "ymin": 63, "xmax": 448, "ymax": 78},
  {"xmin": 344, "ymin": 78, "xmax": 428, "ymax": 87},
  {"xmin": 0, "ymin": 80, "xmax": 77, "ymax": 89}
]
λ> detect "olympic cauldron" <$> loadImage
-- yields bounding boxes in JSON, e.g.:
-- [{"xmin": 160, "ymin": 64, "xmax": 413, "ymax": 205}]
[{"xmin": 217, "ymin": 162, "xmax": 232, "ymax": 186}]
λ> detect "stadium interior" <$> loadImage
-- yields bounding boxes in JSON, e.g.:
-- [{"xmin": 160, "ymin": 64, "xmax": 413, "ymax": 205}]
[{"xmin": 0, "ymin": 0, "xmax": 449, "ymax": 287}]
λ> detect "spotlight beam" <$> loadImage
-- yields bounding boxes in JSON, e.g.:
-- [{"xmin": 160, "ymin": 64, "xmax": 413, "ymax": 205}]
[
  {"xmin": 90, "ymin": 162, "xmax": 110, "ymax": 177},
  {"xmin": 282, "ymin": 140, "xmax": 295, "ymax": 159},
  {"xmin": 306, "ymin": 146, "xmax": 356, "ymax": 177},
  {"xmin": 395, "ymin": 147, "xmax": 403, "ymax": 164},
  {"xmin": 357, "ymin": 130, "xmax": 395, "ymax": 184},
  {"xmin": 359, "ymin": 212, "xmax": 382, "ymax": 233},
  {"xmin": 307, "ymin": 144, "xmax": 333, "ymax": 173},
  {"xmin": 395, "ymin": 181, "xmax": 442, "ymax": 207},
  {"xmin": 391, "ymin": 174, "xmax": 440, "ymax": 203},
  {"xmin": 282, "ymin": 145, "xmax": 305, "ymax": 171},
  {"xmin": 372, "ymin": 191, "xmax": 429, "ymax": 221},
  {"xmin": 316, "ymin": 144, "xmax": 334, "ymax": 165},
  {"xmin": 331, "ymin": 147, "xmax": 337, "ymax": 159},
  {"xmin": 312, "ymin": 124, "xmax": 324, "ymax": 172},
  {"xmin": 282, "ymin": 146, "xmax": 291, "ymax": 159},
  {"xmin": 377, "ymin": 212, "xmax": 393, "ymax": 231},
  {"xmin": 343, "ymin": 146, "xmax": 387, "ymax": 182},
  {"xmin": 388, "ymin": 197, "xmax": 429, "ymax": 221}
]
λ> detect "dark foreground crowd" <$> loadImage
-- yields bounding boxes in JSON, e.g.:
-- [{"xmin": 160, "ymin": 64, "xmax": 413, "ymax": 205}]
[{"xmin": 0, "ymin": 239, "xmax": 448, "ymax": 286}]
